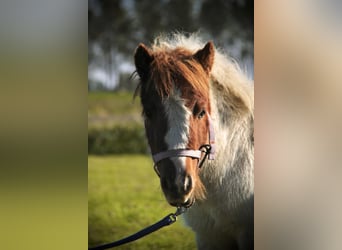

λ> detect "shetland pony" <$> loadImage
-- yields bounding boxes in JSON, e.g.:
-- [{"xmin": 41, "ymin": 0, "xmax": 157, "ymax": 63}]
[{"xmin": 134, "ymin": 34, "xmax": 254, "ymax": 250}]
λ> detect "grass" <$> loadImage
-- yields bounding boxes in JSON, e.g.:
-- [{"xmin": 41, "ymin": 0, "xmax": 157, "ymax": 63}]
[{"xmin": 88, "ymin": 155, "xmax": 196, "ymax": 250}]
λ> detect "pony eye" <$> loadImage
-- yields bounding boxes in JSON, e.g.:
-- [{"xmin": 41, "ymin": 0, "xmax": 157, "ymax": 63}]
[
  {"xmin": 198, "ymin": 110, "xmax": 206, "ymax": 119},
  {"xmin": 193, "ymin": 103, "xmax": 206, "ymax": 119}
]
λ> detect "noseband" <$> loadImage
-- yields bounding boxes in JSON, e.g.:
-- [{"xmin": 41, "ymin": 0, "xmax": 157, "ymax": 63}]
[{"xmin": 152, "ymin": 114, "xmax": 215, "ymax": 176}]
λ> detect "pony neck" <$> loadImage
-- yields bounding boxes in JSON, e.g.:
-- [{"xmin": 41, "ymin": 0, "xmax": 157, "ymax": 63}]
[{"xmin": 203, "ymin": 81, "xmax": 254, "ymax": 179}]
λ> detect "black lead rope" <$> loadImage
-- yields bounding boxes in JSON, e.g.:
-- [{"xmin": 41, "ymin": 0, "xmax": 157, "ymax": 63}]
[{"xmin": 88, "ymin": 207, "xmax": 187, "ymax": 250}]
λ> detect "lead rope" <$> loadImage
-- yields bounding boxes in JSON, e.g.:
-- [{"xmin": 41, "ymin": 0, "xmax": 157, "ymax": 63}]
[{"xmin": 88, "ymin": 207, "xmax": 187, "ymax": 250}]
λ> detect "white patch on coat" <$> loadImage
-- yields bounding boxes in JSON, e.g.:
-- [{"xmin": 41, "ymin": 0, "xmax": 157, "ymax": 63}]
[{"xmin": 163, "ymin": 88, "xmax": 191, "ymax": 176}]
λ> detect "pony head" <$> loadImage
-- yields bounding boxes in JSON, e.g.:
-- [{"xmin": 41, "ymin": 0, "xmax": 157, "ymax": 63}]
[{"xmin": 134, "ymin": 41, "xmax": 215, "ymax": 208}]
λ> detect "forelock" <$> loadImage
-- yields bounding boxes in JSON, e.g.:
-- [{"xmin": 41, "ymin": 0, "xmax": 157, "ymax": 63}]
[{"xmin": 145, "ymin": 48, "xmax": 209, "ymax": 101}]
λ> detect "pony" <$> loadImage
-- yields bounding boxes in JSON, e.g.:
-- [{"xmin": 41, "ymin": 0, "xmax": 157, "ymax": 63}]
[{"xmin": 134, "ymin": 33, "xmax": 254, "ymax": 250}]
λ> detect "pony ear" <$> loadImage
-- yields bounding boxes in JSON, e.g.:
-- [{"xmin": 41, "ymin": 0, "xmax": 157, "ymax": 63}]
[
  {"xmin": 134, "ymin": 43, "xmax": 153, "ymax": 81},
  {"xmin": 193, "ymin": 41, "xmax": 215, "ymax": 73}
]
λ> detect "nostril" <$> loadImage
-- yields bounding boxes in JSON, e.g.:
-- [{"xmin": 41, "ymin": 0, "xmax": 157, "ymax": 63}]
[{"xmin": 184, "ymin": 175, "xmax": 192, "ymax": 193}]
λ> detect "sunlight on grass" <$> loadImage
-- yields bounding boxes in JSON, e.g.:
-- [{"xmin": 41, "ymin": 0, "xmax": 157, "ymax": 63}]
[{"xmin": 88, "ymin": 155, "xmax": 196, "ymax": 249}]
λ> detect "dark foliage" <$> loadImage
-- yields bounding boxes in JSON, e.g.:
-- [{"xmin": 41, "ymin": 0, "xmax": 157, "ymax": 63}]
[{"xmin": 88, "ymin": 125, "xmax": 148, "ymax": 154}]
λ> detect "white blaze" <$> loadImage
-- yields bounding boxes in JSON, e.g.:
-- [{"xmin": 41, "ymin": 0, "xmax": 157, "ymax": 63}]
[{"xmin": 163, "ymin": 89, "xmax": 191, "ymax": 170}]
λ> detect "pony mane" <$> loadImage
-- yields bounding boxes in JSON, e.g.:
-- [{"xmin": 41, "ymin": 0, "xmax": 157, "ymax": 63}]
[
  {"xmin": 148, "ymin": 47, "xmax": 209, "ymax": 101},
  {"xmin": 149, "ymin": 33, "xmax": 254, "ymax": 115}
]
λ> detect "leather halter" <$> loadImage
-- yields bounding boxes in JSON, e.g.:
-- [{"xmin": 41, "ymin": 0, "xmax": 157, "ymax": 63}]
[{"xmin": 152, "ymin": 114, "xmax": 215, "ymax": 175}]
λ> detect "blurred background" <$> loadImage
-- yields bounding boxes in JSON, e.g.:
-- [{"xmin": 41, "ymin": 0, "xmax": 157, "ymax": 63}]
[
  {"xmin": 88, "ymin": 0, "xmax": 253, "ymax": 249},
  {"xmin": 88, "ymin": 0, "xmax": 253, "ymax": 91}
]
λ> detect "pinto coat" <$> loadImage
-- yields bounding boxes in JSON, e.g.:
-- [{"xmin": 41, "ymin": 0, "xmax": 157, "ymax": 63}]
[{"xmin": 134, "ymin": 33, "xmax": 254, "ymax": 250}]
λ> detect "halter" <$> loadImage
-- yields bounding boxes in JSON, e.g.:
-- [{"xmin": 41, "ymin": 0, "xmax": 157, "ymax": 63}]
[{"xmin": 152, "ymin": 114, "xmax": 215, "ymax": 175}]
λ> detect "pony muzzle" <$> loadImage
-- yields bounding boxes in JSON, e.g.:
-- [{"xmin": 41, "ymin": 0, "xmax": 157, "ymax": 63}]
[
  {"xmin": 160, "ymin": 172, "xmax": 194, "ymax": 207},
  {"xmin": 152, "ymin": 146, "xmax": 212, "ymax": 207}
]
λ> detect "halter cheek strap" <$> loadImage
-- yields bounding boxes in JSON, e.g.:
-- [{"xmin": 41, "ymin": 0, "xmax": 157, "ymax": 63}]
[
  {"xmin": 152, "ymin": 114, "xmax": 215, "ymax": 168},
  {"xmin": 208, "ymin": 114, "xmax": 215, "ymax": 160}
]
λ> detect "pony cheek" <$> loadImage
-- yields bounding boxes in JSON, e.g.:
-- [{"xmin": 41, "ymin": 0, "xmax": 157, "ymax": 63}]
[
  {"xmin": 144, "ymin": 128, "xmax": 156, "ymax": 153},
  {"xmin": 185, "ymin": 157, "xmax": 206, "ymax": 200},
  {"xmin": 185, "ymin": 157, "xmax": 198, "ymax": 175},
  {"xmin": 188, "ymin": 119, "xmax": 209, "ymax": 150},
  {"xmin": 145, "ymin": 120, "xmax": 168, "ymax": 154}
]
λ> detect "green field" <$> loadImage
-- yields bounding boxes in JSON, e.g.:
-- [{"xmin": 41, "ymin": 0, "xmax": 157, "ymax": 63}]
[{"xmin": 88, "ymin": 155, "xmax": 196, "ymax": 249}]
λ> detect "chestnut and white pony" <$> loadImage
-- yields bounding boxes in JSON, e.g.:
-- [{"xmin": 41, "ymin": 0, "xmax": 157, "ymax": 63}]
[{"xmin": 134, "ymin": 34, "xmax": 254, "ymax": 250}]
